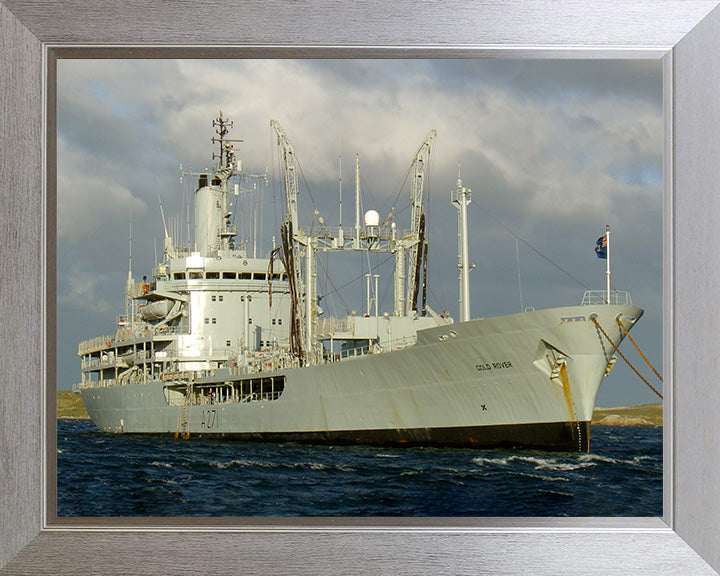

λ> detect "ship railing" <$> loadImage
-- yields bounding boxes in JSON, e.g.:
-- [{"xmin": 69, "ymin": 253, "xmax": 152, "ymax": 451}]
[
  {"xmin": 303, "ymin": 225, "xmax": 412, "ymax": 242},
  {"xmin": 81, "ymin": 355, "xmax": 116, "ymax": 369},
  {"xmin": 78, "ymin": 335, "xmax": 114, "ymax": 355},
  {"xmin": 154, "ymin": 345, "xmax": 233, "ymax": 358},
  {"xmin": 81, "ymin": 349, "xmax": 158, "ymax": 369},
  {"xmin": 154, "ymin": 325, "xmax": 185, "ymax": 336},
  {"xmin": 75, "ymin": 378, "xmax": 117, "ymax": 390},
  {"xmin": 325, "ymin": 334, "xmax": 418, "ymax": 364},
  {"xmin": 160, "ymin": 370, "xmax": 195, "ymax": 382},
  {"xmin": 317, "ymin": 316, "xmax": 350, "ymax": 335},
  {"xmin": 165, "ymin": 390, "xmax": 284, "ymax": 407},
  {"xmin": 115, "ymin": 313, "xmax": 142, "ymax": 327},
  {"xmin": 580, "ymin": 290, "xmax": 633, "ymax": 306},
  {"xmin": 328, "ymin": 344, "xmax": 371, "ymax": 362},
  {"xmin": 127, "ymin": 281, "xmax": 155, "ymax": 299},
  {"xmin": 377, "ymin": 335, "xmax": 417, "ymax": 353}
]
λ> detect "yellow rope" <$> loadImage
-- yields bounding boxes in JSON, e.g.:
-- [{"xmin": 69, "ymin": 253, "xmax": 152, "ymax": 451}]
[
  {"xmin": 616, "ymin": 317, "xmax": 663, "ymax": 382},
  {"xmin": 590, "ymin": 317, "xmax": 663, "ymax": 400}
]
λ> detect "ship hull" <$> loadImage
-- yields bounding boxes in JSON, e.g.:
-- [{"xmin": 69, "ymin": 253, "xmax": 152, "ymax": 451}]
[
  {"xmin": 114, "ymin": 421, "xmax": 591, "ymax": 451},
  {"xmin": 80, "ymin": 303, "xmax": 642, "ymax": 452}
]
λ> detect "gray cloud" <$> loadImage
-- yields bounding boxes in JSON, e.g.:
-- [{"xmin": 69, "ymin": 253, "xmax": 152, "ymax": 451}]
[{"xmin": 57, "ymin": 59, "xmax": 662, "ymax": 407}]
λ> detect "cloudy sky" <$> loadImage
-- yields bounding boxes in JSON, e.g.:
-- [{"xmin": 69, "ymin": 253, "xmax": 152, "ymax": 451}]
[{"xmin": 57, "ymin": 59, "xmax": 663, "ymax": 408}]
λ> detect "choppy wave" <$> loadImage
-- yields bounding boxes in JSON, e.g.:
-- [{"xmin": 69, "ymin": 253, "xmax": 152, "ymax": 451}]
[
  {"xmin": 472, "ymin": 455, "xmax": 595, "ymax": 471},
  {"xmin": 56, "ymin": 421, "xmax": 662, "ymax": 517},
  {"xmin": 207, "ymin": 458, "xmax": 360, "ymax": 473},
  {"xmin": 510, "ymin": 472, "xmax": 571, "ymax": 483}
]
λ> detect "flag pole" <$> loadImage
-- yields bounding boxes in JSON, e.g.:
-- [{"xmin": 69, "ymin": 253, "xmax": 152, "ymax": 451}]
[{"xmin": 606, "ymin": 224, "xmax": 610, "ymax": 304}]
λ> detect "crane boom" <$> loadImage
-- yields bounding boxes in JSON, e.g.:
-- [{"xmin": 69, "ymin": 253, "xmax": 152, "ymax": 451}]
[
  {"xmin": 270, "ymin": 119, "xmax": 300, "ymax": 232},
  {"xmin": 406, "ymin": 129, "xmax": 436, "ymax": 314},
  {"xmin": 270, "ymin": 119, "xmax": 308, "ymax": 362}
]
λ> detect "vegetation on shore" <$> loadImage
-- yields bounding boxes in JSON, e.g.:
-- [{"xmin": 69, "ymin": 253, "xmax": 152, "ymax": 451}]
[{"xmin": 57, "ymin": 390, "xmax": 89, "ymax": 419}]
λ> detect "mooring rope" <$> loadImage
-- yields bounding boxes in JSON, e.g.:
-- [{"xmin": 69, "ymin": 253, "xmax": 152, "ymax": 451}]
[
  {"xmin": 615, "ymin": 317, "xmax": 663, "ymax": 383},
  {"xmin": 590, "ymin": 317, "xmax": 663, "ymax": 400}
]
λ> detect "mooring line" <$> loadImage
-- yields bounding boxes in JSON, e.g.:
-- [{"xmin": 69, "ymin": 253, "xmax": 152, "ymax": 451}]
[
  {"xmin": 615, "ymin": 317, "xmax": 663, "ymax": 383},
  {"xmin": 590, "ymin": 317, "xmax": 663, "ymax": 400}
]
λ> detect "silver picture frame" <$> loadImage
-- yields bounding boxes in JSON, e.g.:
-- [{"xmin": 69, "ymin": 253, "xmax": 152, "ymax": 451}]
[{"xmin": 2, "ymin": 1, "xmax": 720, "ymax": 574}]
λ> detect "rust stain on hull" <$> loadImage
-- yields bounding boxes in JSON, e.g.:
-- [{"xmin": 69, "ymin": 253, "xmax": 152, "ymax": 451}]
[
  {"xmin": 559, "ymin": 362, "xmax": 587, "ymax": 451},
  {"xmin": 558, "ymin": 362, "xmax": 576, "ymax": 422}
]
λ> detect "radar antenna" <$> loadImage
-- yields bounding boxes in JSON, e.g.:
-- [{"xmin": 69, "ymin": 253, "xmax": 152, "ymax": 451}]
[{"xmin": 212, "ymin": 111, "xmax": 244, "ymax": 181}]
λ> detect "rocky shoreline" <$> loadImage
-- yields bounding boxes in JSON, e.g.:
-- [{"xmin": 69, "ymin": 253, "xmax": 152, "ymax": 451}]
[{"xmin": 591, "ymin": 403, "xmax": 663, "ymax": 426}]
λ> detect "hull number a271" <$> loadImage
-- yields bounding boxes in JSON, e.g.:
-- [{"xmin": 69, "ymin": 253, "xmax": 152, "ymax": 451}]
[{"xmin": 201, "ymin": 409, "xmax": 218, "ymax": 429}]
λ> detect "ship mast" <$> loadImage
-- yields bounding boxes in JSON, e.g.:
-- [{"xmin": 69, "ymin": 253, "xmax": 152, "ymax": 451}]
[
  {"xmin": 354, "ymin": 155, "xmax": 361, "ymax": 249},
  {"xmin": 125, "ymin": 215, "xmax": 133, "ymax": 327},
  {"xmin": 452, "ymin": 171, "xmax": 472, "ymax": 323},
  {"xmin": 211, "ymin": 111, "xmax": 243, "ymax": 252}
]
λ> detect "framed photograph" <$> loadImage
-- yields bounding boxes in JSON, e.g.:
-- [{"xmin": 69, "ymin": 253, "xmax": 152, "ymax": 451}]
[
  {"xmin": 53, "ymin": 57, "xmax": 665, "ymax": 518},
  {"xmin": 2, "ymin": 1, "xmax": 720, "ymax": 574}
]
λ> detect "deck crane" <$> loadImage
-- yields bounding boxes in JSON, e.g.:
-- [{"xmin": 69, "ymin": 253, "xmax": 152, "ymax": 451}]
[
  {"xmin": 406, "ymin": 129, "xmax": 436, "ymax": 315},
  {"xmin": 270, "ymin": 120, "xmax": 310, "ymax": 364}
]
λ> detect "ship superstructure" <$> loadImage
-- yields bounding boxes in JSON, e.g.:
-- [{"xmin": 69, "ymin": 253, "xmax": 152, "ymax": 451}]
[
  {"xmin": 79, "ymin": 114, "xmax": 294, "ymax": 401},
  {"xmin": 77, "ymin": 113, "xmax": 643, "ymax": 451}
]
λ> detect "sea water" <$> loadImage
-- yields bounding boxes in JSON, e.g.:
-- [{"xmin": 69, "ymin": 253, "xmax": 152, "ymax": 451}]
[{"xmin": 56, "ymin": 419, "xmax": 662, "ymax": 517}]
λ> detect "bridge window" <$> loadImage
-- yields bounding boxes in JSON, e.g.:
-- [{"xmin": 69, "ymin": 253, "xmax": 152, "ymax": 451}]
[
  {"xmin": 223, "ymin": 272, "xmax": 236, "ymax": 279},
  {"xmin": 206, "ymin": 272, "xmax": 219, "ymax": 279},
  {"xmin": 174, "ymin": 272, "xmax": 185, "ymax": 280}
]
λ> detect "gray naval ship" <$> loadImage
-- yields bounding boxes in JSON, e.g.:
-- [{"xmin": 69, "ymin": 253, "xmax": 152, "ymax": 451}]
[{"xmin": 76, "ymin": 113, "xmax": 643, "ymax": 452}]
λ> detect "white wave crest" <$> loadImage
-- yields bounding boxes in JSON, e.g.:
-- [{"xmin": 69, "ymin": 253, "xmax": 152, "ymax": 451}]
[
  {"xmin": 507, "ymin": 455, "xmax": 597, "ymax": 471},
  {"xmin": 579, "ymin": 453, "xmax": 621, "ymax": 465},
  {"xmin": 512, "ymin": 472, "xmax": 571, "ymax": 483},
  {"xmin": 472, "ymin": 456, "xmax": 510, "ymax": 466}
]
